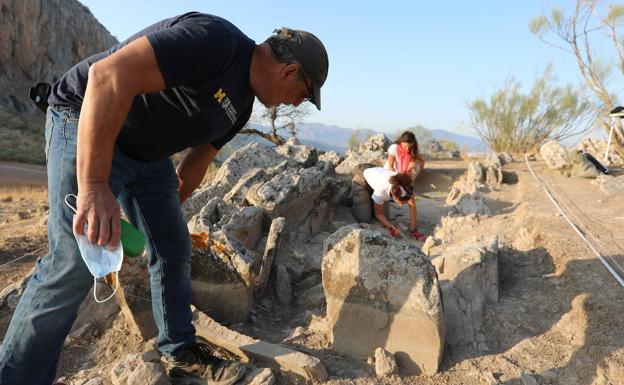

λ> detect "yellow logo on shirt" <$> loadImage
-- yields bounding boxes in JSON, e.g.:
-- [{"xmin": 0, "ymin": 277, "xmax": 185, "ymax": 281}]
[
  {"xmin": 214, "ymin": 88, "xmax": 227, "ymax": 103},
  {"xmin": 214, "ymin": 87, "xmax": 237, "ymax": 124}
]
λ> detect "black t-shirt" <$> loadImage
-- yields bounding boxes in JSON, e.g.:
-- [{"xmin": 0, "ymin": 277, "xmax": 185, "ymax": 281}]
[{"xmin": 49, "ymin": 12, "xmax": 256, "ymax": 161}]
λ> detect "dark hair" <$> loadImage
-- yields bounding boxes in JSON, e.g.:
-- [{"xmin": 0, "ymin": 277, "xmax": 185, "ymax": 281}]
[
  {"xmin": 389, "ymin": 173, "xmax": 413, "ymax": 201},
  {"xmin": 394, "ymin": 131, "xmax": 420, "ymax": 161},
  {"xmin": 264, "ymin": 29, "xmax": 306, "ymax": 81}
]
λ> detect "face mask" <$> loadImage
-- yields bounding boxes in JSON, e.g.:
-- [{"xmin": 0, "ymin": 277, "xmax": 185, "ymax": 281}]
[{"xmin": 65, "ymin": 194, "xmax": 123, "ymax": 303}]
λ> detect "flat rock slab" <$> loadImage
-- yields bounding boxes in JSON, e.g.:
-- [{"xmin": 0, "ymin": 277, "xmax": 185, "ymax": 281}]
[{"xmin": 192, "ymin": 309, "xmax": 327, "ymax": 383}]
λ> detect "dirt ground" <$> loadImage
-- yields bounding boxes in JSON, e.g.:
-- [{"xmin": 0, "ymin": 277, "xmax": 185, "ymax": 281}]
[{"xmin": 1, "ymin": 158, "xmax": 624, "ymax": 385}]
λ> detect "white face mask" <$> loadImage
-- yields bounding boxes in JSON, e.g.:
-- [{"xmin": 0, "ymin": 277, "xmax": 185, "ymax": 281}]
[{"xmin": 65, "ymin": 194, "xmax": 123, "ymax": 303}]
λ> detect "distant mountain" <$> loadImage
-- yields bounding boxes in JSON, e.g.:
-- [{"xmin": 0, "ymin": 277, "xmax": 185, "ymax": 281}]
[
  {"xmin": 224, "ymin": 122, "xmax": 487, "ymax": 157},
  {"xmin": 296, "ymin": 123, "xmax": 487, "ymax": 154},
  {"xmin": 428, "ymin": 129, "xmax": 488, "ymax": 153}
]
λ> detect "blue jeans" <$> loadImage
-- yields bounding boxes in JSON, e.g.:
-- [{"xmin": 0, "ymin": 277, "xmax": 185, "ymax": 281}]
[{"xmin": 0, "ymin": 107, "xmax": 195, "ymax": 385}]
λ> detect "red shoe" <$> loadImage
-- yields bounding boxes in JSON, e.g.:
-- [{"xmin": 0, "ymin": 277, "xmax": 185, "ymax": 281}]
[
  {"xmin": 389, "ymin": 226, "xmax": 400, "ymax": 237},
  {"xmin": 409, "ymin": 229, "xmax": 425, "ymax": 241}
]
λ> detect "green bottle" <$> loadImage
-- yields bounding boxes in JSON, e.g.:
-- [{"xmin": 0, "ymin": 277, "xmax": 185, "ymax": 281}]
[{"xmin": 120, "ymin": 219, "xmax": 146, "ymax": 257}]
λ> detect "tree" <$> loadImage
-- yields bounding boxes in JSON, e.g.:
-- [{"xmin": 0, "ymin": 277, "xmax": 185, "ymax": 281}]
[
  {"xmin": 240, "ymin": 103, "xmax": 312, "ymax": 145},
  {"xmin": 467, "ymin": 66, "xmax": 593, "ymax": 153},
  {"xmin": 439, "ymin": 139, "xmax": 459, "ymax": 152},
  {"xmin": 530, "ymin": 0, "xmax": 624, "ymax": 157},
  {"xmin": 347, "ymin": 128, "xmax": 374, "ymax": 151}
]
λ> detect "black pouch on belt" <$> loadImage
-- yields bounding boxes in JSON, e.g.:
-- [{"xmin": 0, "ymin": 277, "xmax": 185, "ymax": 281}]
[{"xmin": 28, "ymin": 82, "xmax": 51, "ymax": 113}]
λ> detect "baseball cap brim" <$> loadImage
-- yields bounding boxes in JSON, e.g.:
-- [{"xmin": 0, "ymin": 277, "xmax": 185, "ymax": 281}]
[{"xmin": 311, "ymin": 82, "xmax": 321, "ymax": 110}]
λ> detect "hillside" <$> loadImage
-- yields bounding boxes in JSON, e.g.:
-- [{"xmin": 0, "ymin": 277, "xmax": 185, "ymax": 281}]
[{"xmin": 0, "ymin": 0, "xmax": 117, "ymax": 163}]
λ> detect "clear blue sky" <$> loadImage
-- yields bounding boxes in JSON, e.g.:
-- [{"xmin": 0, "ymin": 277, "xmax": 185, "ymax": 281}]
[{"xmin": 79, "ymin": 1, "xmax": 593, "ymax": 137}]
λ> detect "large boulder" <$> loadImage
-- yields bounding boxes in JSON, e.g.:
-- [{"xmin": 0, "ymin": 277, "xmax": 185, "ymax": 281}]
[
  {"xmin": 540, "ymin": 140, "xmax": 600, "ymax": 178},
  {"xmin": 321, "ymin": 226, "xmax": 445, "ymax": 375},
  {"xmin": 430, "ymin": 236, "xmax": 499, "ymax": 346},
  {"xmin": 245, "ymin": 167, "xmax": 327, "ymax": 228},
  {"xmin": 540, "ymin": 140, "xmax": 570, "ymax": 170}
]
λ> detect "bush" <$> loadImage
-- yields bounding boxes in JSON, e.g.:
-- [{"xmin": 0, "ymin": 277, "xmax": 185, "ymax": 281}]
[{"xmin": 467, "ymin": 66, "xmax": 593, "ymax": 153}]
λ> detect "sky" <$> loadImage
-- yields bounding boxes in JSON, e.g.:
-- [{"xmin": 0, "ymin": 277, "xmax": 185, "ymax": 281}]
[{"xmin": 78, "ymin": 0, "xmax": 612, "ymax": 138}]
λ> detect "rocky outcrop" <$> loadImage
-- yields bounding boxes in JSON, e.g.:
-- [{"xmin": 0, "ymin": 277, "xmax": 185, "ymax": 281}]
[
  {"xmin": 322, "ymin": 226, "xmax": 445, "ymax": 375},
  {"xmin": 335, "ymin": 134, "xmax": 391, "ymax": 174},
  {"xmin": 576, "ymin": 138, "xmax": 624, "ymax": 167},
  {"xmin": 0, "ymin": 0, "xmax": 117, "ymax": 113},
  {"xmin": 540, "ymin": 140, "xmax": 601, "ymax": 178},
  {"xmin": 446, "ymin": 159, "xmax": 502, "ymax": 205},
  {"xmin": 185, "ymin": 141, "xmax": 350, "ymax": 322}
]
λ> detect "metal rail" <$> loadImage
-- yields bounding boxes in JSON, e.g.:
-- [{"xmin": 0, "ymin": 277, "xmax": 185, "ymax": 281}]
[{"xmin": 524, "ymin": 155, "xmax": 624, "ymax": 288}]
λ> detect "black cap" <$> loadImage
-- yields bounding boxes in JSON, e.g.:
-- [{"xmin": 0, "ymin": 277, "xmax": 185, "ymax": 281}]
[{"xmin": 273, "ymin": 28, "xmax": 329, "ymax": 110}]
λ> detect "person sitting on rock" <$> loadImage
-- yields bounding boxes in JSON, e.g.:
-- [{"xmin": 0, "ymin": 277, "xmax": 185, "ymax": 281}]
[
  {"xmin": 351, "ymin": 165, "xmax": 425, "ymax": 240},
  {"xmin": 385, "ymin": 130, "xmax": 426, "ymax": 180}
]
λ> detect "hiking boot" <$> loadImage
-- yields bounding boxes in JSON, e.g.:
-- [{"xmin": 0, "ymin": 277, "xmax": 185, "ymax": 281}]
[{"xmin": 165, "ymin": 342, "xmax": 246, "ymax": 385}]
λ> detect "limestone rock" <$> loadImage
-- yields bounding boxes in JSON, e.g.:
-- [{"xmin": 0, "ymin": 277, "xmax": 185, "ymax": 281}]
[
  {"xmin": 297, "ymin": 283, "xmax": 325, "ymax": 309},
  {"xmin": 81, "ymin": 378, "xmax": 104, "ymax": 385},
  {"xmin": 0, "ymin": 268, "xmax": 34, "ymax": 310},
  {"xmin": 454, "ymin": 193, "xmax": 492, "ymax": 216},
  {"xmin": 256, "ymin": 217, "xmax": 287, "ymax": 294},
  {"xmin": 540, "ymin": 140, "xmax": 570, "ymax": 170},
  {"xmin": 374, "ymin": 347, "xmax": 399, "ymax": 377},
  {"xmin": 568, "ymin": 150, "xmax": 601, "ymax": 178},
  {"xmin": 436, "ymin": 236, "xmax": 499, "ymax": 345},
  {"xmin": 190, "ymin": 228, "xmax": 260, "ymax": 323},
  {"xmin": 521, "ymin": 373, "xmax": 538, "ymax": 385},
  {"xmin": 576, "ymin": 137, "xmax": 624, "ymax": 167},
  {"xmin": 540, "ymin": 140, "xmax": 600, "ymax": 178},
  {"xmin": 421, "ymin": 236, "xmax": 441, "ymax": 256},
  {"xmin": 110, "ymin": 353, "xmax": 141, "ymax": 385},
  {"xmin": 126, "ymin": 362, "xmax": 170, "ymax": 385},
  {"xmin": 223, "ymin": 168, "xmax": 267, "ymax": 206},
  {"xmin": 498, "ymin": 152, "xmax": 513, "ymax": 165},
  {"xmin": 275, "ymin": 138, "xmax": 318, "ymax": 167},
  {"xmin": 275, "ymin": 265, "xmax": 293, "ymax": 306},
  {"xmin": 188, "ymin": 197, "xmax": 263, "ymax": 250},
  {"xmin": 483, "ymin": 154, "xmax": 503, "ymax": 190},
  {"xmin": 245, "ymin": 167, "xmax": 327, "ymax": 228},
  {"xmin": 192, "ymin": 309, "xmax": 327, "ymax": 382},
  {"xmin": 318, "ymin": 151, "xmax": 343, "ymax": 169},
  {"xmin": 446, "ymin": 161, "xmax": 486, "ymax": 205},
  {"xmin": 322, "ymin": 226, "xmax": 445, "ymax": 375},
  {"xmin": 239, "ymin": 367, "xmax": 276, "ymax": 385},
  {"xmin": 183, "ymin": 143, "xmax": 294, "ymax": 219},
  {"xmin": 335, "ymin": 134, "xmax": 390, "ymax": 174}
]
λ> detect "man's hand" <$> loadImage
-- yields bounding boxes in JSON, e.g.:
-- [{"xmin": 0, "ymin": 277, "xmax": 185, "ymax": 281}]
[
  {"xmin": 389, "ymin": 226, "xmax": 400, "ymax": 238},
  {"xmin": 74, "ymin": 183, "xmax": 121, "ymax": 249},
  {"xmin": 177, "ymin": 143, "xmax": 219, "ymax": 204}
]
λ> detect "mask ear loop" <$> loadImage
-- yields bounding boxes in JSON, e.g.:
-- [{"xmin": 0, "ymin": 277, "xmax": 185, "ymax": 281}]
[
  {"xmin": 95, "ymin": 272, "xmax": 119, "ymax": 303},
  {"xmin": 64, "ymin": 194, "xmax": 78, "ymax": 214}
]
